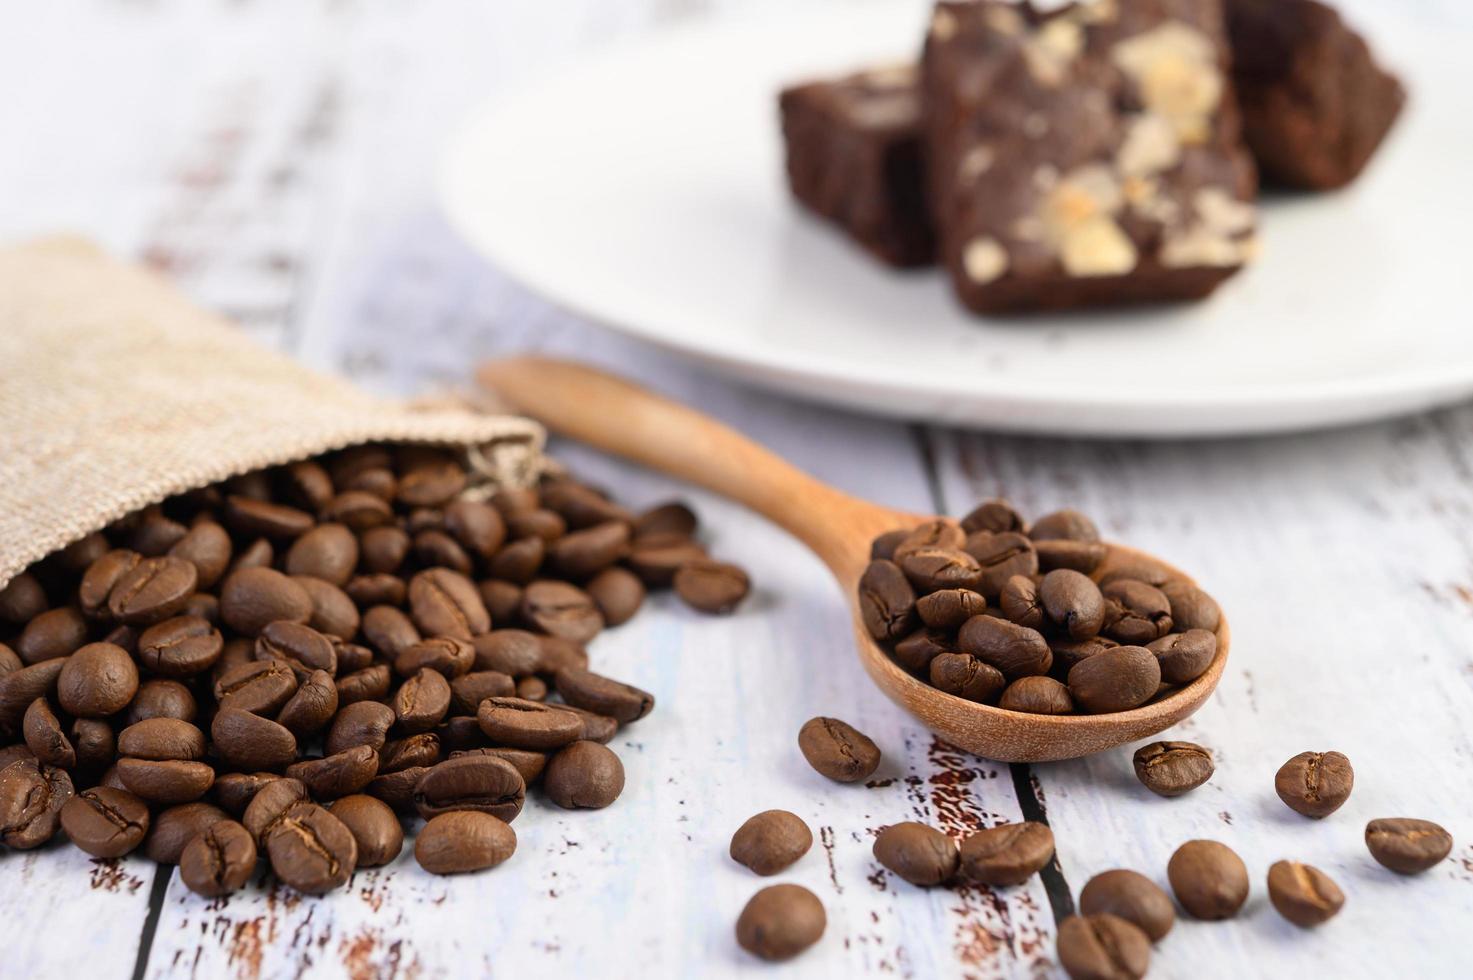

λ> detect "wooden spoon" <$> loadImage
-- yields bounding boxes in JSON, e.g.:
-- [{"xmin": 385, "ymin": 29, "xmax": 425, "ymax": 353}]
[{"xmin": 478, "ymin": 357, "xmax": 1229, "ymax": 762}]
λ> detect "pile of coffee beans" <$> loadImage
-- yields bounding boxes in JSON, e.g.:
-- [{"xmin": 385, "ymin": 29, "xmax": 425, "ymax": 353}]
[
  {"xmin": 0, "ymin": 443, "xmax": 749, "ymax": 895},
  {"xmin": 860, "ymin": 501, "xmax": 1220, "ymax": 714}
]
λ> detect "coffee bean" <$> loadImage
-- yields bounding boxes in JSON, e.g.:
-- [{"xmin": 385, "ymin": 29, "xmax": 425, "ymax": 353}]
[
  {"xmin": 488, "ymin": 535, "xmax": 546, "ymax": 584},
  {"xmin": 130, "ymin": 510, "xmax": 189, "ymax": 557},
  {"xmin": 998, "ymin": 676, "xmax": 1073, "ymax": 714},
  {"xmin": 409, "ymin": 568, "xmax": 490, "ymax": 639},
  {"xmin": 242, "ymin": 777, "xmax": 310, "ymax": 843},
  {"xmin": 281, "ymin": 460, "xmax": 335, "ymax": 511},
  {"xmin": 958, "ymin": 821, "xmax": 1054, "ymax": 885},
  {"xmin": 413, "ymin": 753, "xmax": 526, "ymax": 822},
  {"xmin": 859, "ymin": 560, "xmax": 917, "ymax": 641},
  {"xmin": 1274, "ymin": 750, "xmax": 1353, "ymax": 818},
  {"xmin": 168, "ymin": 522, "xmax": 233, "ymax": 590},
  {"xmin": 71, "ymin": 717, "xmax": 115, "ymax": 769},
  {"xmin": 326, "ymin": 700, "xmax": 396, "ymax": 756},
  {"xmin": 388, "ymin": 668, "xmax": 450, "ymax": 733},
  {"xmin": 180, "ymin": 820, "xmax": 257, "ymax": 897},
  {"xmin": 730, "ymin": 810, "xmax": 812, "ymax": 876},
  {"xmin": 449, "ymin": 671, "xmax": 515, "ymax": 715},
  {"xmin": 397, "ymin": 455, "xmax": 466, "ymax": 508},
  {"xmin": 1266, "ymin": 860, "xmax": 1344, "ymax": 927},
  {"xmin": 898, "ymin": 547, "xmax": 984, "ymax": 595},
  {"xmin": 59, "ymin": 786, "xmax": 150, "ymax": 858},
  {"xmin": 962, "ymin": 531, "xmax": 1038, "ymax": 597},
  {"xmin": 0, "ymin": 759, "xmax": 74, "ymax": 848},
  {"xmin": 415, "ymin": 530, "xmax": 473, "ymax": 575},
  {"xmin": 359, "ymin": 525, "xmax": 410, "ymax": 574},
  {"xmin": 915, "ymin": 588, "xmax": 987, "ymax": 631},
  {"xmin": 215, "ymin": 659, "xmax": 299, "ymax": 715},
  {"xmin": 1030, "ymin": 509, "xmax": 1099, "ymax": 542},
  {"xmin": 322, "ymin": 490, "xmax": 394, "ymax": 530},
  {"xmin": 331, "ymin": 640, "xmax": 374, "ymax": 674},
  {"xmin": 124, "ymin": 679, "xmax": 198, "ymax": 725},
  {"xmin": 0, "ymin": 643, "xmax": 20, "ymax": 675},
  {"xmin": 511, "ymin": 509, "xmax": 568, "ymax": 543},
  {"xmin": 220, "ymin": 567, "xmax": 312, "ymax": 636},
  {"xmin": 107, "ymin": 556, "xmax": 198, "ymax": 626},
  {"xmin": 293, "ymin": 576, "xmax": 360, "ymax": 640},
  {"xmin": 625, "ymin": 538, "xmax": 707, "ymax": 588},
  {"xmin": 1067, "ymin": 646, "xmax": 1160, "ymax": 713},
  {"xmin": 460, "ymin": 747, "xmax": 547, "ymax": 785},
  {"xmin": 1101, "ymin": 580, "xmax": 1172, "ymax": 644},
  {"xmin": 873, "ymin": 822, "xmax": 958, "ymax": 886},
  {"xmin": 1160, "ymin": 581, "xmax": 1220, "ymax": 633},
  {"xmin": 869, "ymin": 529, "xmax": 909, "ymax": 561},
  {"xmin": 892, "ymin": 628, "xmax": 951, "ymax": 673},
  {"xmin": 1146, "ymin": 629, "xmax": 1216, "ymax": 685},
  {"xmin": 117, "ymin": 757, "xmax": 216, "ymax": 804},
  {"xmin": 138, "ymin": 616, "xmax": 223, "ymax": 678},
  {"xmin": 80, "ymin": 550, "xmax": 142, "ymax": 618},
  {"xmin": 520, "ymin": 580, "xmax": 602, "ymax": 643},
  {"xmin": 395, "ymin": 636, "xmax": 475, "ymax": 680},
  {"xmin": 471, "ymin": 629, "xmax": 543, "ymax": 676},
  {"xmin": 0, "ymin": 571, "xmax": 49, "ymax": 624},
  {"xmin": 929, "ymin": 653, "xmax": 1006, "ymax": 703},
  {"xmin": 633, "ymin": 501, "xmax": 697, "ymax": 540},
  {"xmin": 797, "ymin": 717, "xmax": 880, "ymax": 783},
  {"xmin": 1035, "ymin": 539, "xmax": 1107, "ymax": 575},
  {"xmin": 336, "ymin": 665, "xmax": 392, "ymax": 706},
  {"xmin": 477, "ymin": 697, "xmax": 582, "ymax": 750},
  {"xmin": 544, "ymin": 740, "xmax": 625, "ymax": 809},
  {"xmin": 958, "ymin": 615, "xmax": 1052, "ymax": 679},
  {"xmin": 328, "ymin": 794, "xmax": 403, "ymax": 867},
  {"xmin": 892, "ymin": 520, "xmax": 966, "ymax": 563},
  {"xmin": 213, "ymin": 708, "xmax": 298, "ymax": 771},
  {"xmin": 549, "ymin": 521, "xmax": 630, "ymax": 580},
  {"xmin": 535, "ymin": 636, "xmax": 589, "ymax": 675},
  {"xmin": 735, "ymin": 884, "xmax": 826, "ymax": 962},
  {"xmin": 1365, "ymin": 818, "xmax": 1453, "ymax": 874},
  {"xmin": 266, "ymin": 802, "xmax": 357, "ymax": 894},
  {"xmin": 213, "ymin": 772, "xmax": 280, "ymax": 817},
  {"xmin": 520, "ymin": 673, "xmax": 548, "ymax": 701},
  {"xmin": 1078, "ymin": 869, "xmax": 1175, "ymax": 941},
  {"xmin": 256, "ymin": 620, "xmax": 337, "ymax": 679},
  {"xmin": 415, "ymin": 810, "xmax": 516, "ymax": 875},
  {"xmin": 0, "ymin": 659, "xmax": 66, "ymax": 729},
  {"xmin": 1133, "ymin": 741, "xmax": 1213, "ymax": 797},
  {"xmin": 285, "ymin": 745, "xmax": 380, "ymax": 799},
  {"xmin": 998, "ymin": 575, "xmax": 1044, "ymax": 629},
  {"xmin": 1038, "ymin": 570, "xmax": 1105, "ymax": 640},
  {"xmin": 960, "ymin": 499, "xmax": 1025, "ymax": 535},
  {"xmin": 118, "ymin": 718, "xmax": 207, "ymax": 761},
  {"xmin": 379, "ymin": 734, "xmax": 442, "ymax": 773},
  {"xmin": 361, "ymin": 606, "xmax": 422, "ymax": 661},
  {"xmin": 554, "ymin": 667, "xmax": 654, "ymax": 723},
  {"xmin": 276, "ymin": 670, "xmax": 340, "ymax": 736},
  {"xmin": 227, "ymin": 538, "xmax": 275, "ymax": 576},
  {"xmin": 490, "ymin": 486, "xmax": 540, "ymax": 518},
  {"xmin": 144, "ymin": 802, "xmax": 228, "ymax": 864},
  {"xmin": 584, "ymin": 567, "xmax": 645, "ymax": 627},
  {"xmin": 673, "ymin": 560, "xmax": 751, "ymax": 615},
  {"xmin": 1097, "ymin": 560, "xmax": 1174, "ymax": 589},
  {"xmin": 55, "ymin": 641, "xmax": 139, "ymax": 718},
  {"xmin": 1056, "ymin": 914, "xmax": 1149, "ymax": 980},
  {"xmin": 24, "ymin": 697, "xmax": 75, "ymax": 767},
  {"xmin": 346, "ymin": 574, "xmax": 406, "ymax": 607},
  {"xmin": 17, "ymin": 606, "xmax": 88, "ymax": 663},
  {"xmin": 1167, "ymin": 840, "xmax": 1249, "ymax": 919}
]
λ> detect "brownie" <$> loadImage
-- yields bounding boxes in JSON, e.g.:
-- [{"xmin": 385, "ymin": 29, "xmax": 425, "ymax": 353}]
[
  {"xmin": 922, "ymin": 0, "xmax": 1258, "ymax": 314},
  {"xmin": 778, "ymin": 64, "xmax": 935, "ymax": 267},
  {"xmin": 1227, "ymin": 0, "xmax": 1405, "ymax": 190}
]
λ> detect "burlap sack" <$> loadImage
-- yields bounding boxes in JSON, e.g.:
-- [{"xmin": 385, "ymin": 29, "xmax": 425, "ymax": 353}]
[{"xmin": 0, "ymin": 237, "xmax": 544, "ymax": 591}]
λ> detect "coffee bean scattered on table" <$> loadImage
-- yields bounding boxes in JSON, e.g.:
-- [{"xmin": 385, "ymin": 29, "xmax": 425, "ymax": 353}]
[
  {"xmin": 872, "ymin": 821, "xmax": 959, "ymax": 886},
  {"xmin": 1364, "ymin": 818, "xmax": 1453, "ymax": 875},
  {"xmin": 730, "ymin": 809, "xmax": 813, "ymax": 876},
  {"xmin": 1275, "ymin": 750, "xmax": 1354, "ymax": 818},
  {"xmin": 1133, "ymin": 741, "xmax": 1214, "ymax": 798},
  {"xmin": 1167, "ymin": 839, "xmax": 1250, "ymax": 920},
  {"xmin": 861, "ymin": 501, "xmax": 1219, "ymax": 714},
  {"xmin": 1266, "ymin": 860, "xmax": 1344, "ymax": 928},
  {"xmin": 957, "ymin": 820, "xmax": 1055, "ymax": 886},
  {"xmin": 735, "ymin": 883, "xmax": 827, "ymax": 962},
  {"xmin": 0, "ymin": 446, "xmax": 741, "ymax": 895},
  {"xmin": 1056, "ymin": 913, "xmax": 1151, "ymax": 980},
  {"xmin": 797, "ymin": 716, "xmax": 881, "ymax": 783},
  {"xmin": 1078, "ymin": 869, "xmax": 1176, "ymax": 942}
]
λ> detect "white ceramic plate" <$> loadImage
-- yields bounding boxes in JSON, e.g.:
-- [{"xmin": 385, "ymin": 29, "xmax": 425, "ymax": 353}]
[{"xmin": 440, "ymin": 1, "xmax": 1473, "ymax": 436}]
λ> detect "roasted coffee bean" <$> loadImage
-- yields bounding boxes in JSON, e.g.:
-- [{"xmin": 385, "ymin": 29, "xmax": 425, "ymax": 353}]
[
  {"xmin": 17, "ymin": 606, "xmax": 88, "ymax": 663},
  {"xmin": 180, "ymin": 820, "xmax": 257, "ymax": 898},
  {"xmin": 336, "ymin": 665, "xmax": 393, "ymax": 706},
  {"xmin": 892, "ymin": 629, "xmax": 951, "ymax": 673},
  {"xmin": 215, "ymin": 659, "xmax": 299, "ymax": 716},
  {"xmin": 414, "ymin": 530, "xmax": 473, "ymax": 575},
  {"xmin": 869, "ymin": 528, "xmax": 909, "ymax": 561},
  {"xmin": 395, "ymin": 636, "xmax": 475, "ymax": 679},
  {"xmin": 416, "ymin": 810, "xmax": 516, "ymax": 875},
  {"xmin": 797, "ymin": 717, "xmax": 881, "ymax": 783},
  {"xmin": 1039, "ymin": 570, "xmax": 1105, "ymax": 640},
  {"xmin": 873, "ymin": 822, "xmax": 958, "ymax": 886},
  {"xmin": 286, "ymin": 745, "xmax": 380, "ymax": 799},
  {"xmin": 0, "ymin": 659, "xmax": 66, "ymax": 729},
  {"xmin": 929, "ymin": 653, "xmax": 1007, "ymax": 703},
  {"xmin": 958, "ymin": 615, "xmax": 1052, "ymax": 679},
  {"xmin": 998, "ymin": 575, "xmax": 1044, "ymax": 629},
  {"xmin": 1365, "ymin": 818, "xmax": 1453, "ymax": 874},
  {"xmin": 960, "ymin": 499, "xmax": 1025, "ymax": 535},
  {"xmin": 544, "ymin": 740, "xmax": 624, "ymax": 809},
  {"xmin": 322, "ymin": 490, "xmax": 394, "ymax": 530},
  {"xmin": 535, "ymin": 635, "xmax": 589, "ymax": 675},
  {"xmin": 280, "ymin": 460, "xmax": 335, "ymax": 511},
  {"xmin": 959, "ymin": 821, "xmax": 1055, "ymax": 885},
  {"xmin": 227, "ymin": 538, "xmax": 275, "ymax": 576},
  {"xmin": 59, "ymin": 786, "xmax": 150, "ymax": 858},
  {"xmin": 736, "ymin": 884, "xmax": 826, "ymax": 962},
  {"xmin": 125, "ymin": 679, "xmax": 198, "ymax": 725},
  {"xmin": 293, "ymin": 576, "xmax": 360, "ymax": 640},
  {"xmin": 1266, "ymin": 860, "xmax": 1344, "ymax": 927},
  {"xmin": 0, "ymin": 759, "xmax": 73, "ymax": 848},
  {"xmin": 212, "ymin": 708, "xmax": 298, "ymax": 771},
  {"xmin": 366, "ymin": 767, "xmax": 430, "ymax": 812},
  {"xmin": 54, "ymin": 641, "xmax": 138, "ymax": 718},
  {"xmin": 256, "ymin": 620, "xmax": 337, "ymax": 678},
  {"xmin": 276, "ymin": 670, "xmax": 339, "ymax": 736},
  {"xmin": 138, "ymin": 616, "xmax": 223, "ymax": 677},
  {"xmin": 0, "ymin": 571, "xmax": 49, "ymax": 624},
  {"xmin": 1097, "ymin": 559, "xmax": 1174, "ymax": 589},
  {"xmin": 331, "ymin": 641, "xmax": 373, "ymax": 674},
  {"xmin": 130, "ymin": 510, "xmax": 190, "ymax": 557},
  {"xmin": 1147, "ymin": 629, "xmax": 1216, "ymax": 685},
  {"xmin": 1078, "ymin": 869, "xmax": 1176, "ymax": 941},
  {"xmin": 396, "ymin": 455, "xmax": 466, "ymax": 508},
  {"xmin": 326, "ymin": 701, "xmax": 397, "ymax": 756},
  {"xmin": 330, "ymin": 794, "xmax": 403, "ymax": 867},
  {"xmin": 1067, "ymin": 646, "xmax": 1160, "ymax": 714},
  {"xmin": 1029, "ymin": 509, "xmax": 1099, "ymax": 542},
  {"xmin": 859, "ymin": 560, "xmax": 917, "ymax": 642},
  {"xmin": 520, "ymin": 580, "xmax": 602, "ymax": 643},
  {"xmin": 107, "ymin": 556, "xmax": 198, "ymax": 626},
  {"xmin": 549, "ymin": 521, "xmax": 629, "ymax": 580},
  {"xmin": 267, "ymin": 802, "xmax": 358, "ymax": 894},
  {"xmin": 1167, "ymin": 840, "xmax": 1249, "ymax": 919},
  {"xmin": 998, "ymin": 676, "xmax": 1073, "ymax": 714},
  {"xmin": 554, "ymin": 667, "xmax": 653, "ymax": 723},
  {"xmin": 449, "ymin": 670, "xmax": 516, "ymax": 714},
  {"xmin": 213, "ymin": 772, "xmax": 280, "ymax": 817},
  {"xmin": 359, "ymin": 525, "xmax": 410, "ymax": 574},
  {"xmin": 487, "ymin": 535, "xmax": 547, "ymax": 584},
  {"xmin": 633, "ymin": 501, "xmax": 697, "ymax": 540},
  {"xmin": 515, "ymin": 676, "xmax": 547, "ymax": 701},
  {"xmin": 392, "ymin": 668, "xmax": 452, "ymax": 733},
  {"xmin": 220, "ymin": 567, "xmax": 312, "ymax": 636},
  {"xmin": 899, "ymin": 547, "xmax": 984, "ymax": 595},
  {"xmin": 23, "ymin": 697, "xmax": 75, "ymax": 767},
  {"xmin": 1101, "ymin": 580, "xmax": 1172, "ymax": 644},
  {"xmin": 281, "ymin": 523, "xmax": 358, "ymax": 586},
  {"xmin": 892, "ymin": 520, "xmax": 966, "ymax": 563},
  {"xmin": 362, "ymin": 606, "xmax": 422, "ymax": 661},
  {"xmin": 414, "ymin": 754, "xmax": 527, "ymax": 822},
  {"xmin": 541, "ymin": 480, "xmax": 633, "ymax": 529},
  {"xmin": 117, "ymin": 758, "xmax": 216, "ymax": 804},
  {"xmin": 118, "ymin": 718, "xmax": 206, "ymax": 761},
  {"xmin": 1056, "ymin": 914, "xmax": 1149, "ymax": 980},
  {"xmin": 144, "ymin": 802, "xmax": 229, "ymax": 864},
  {"xmin": 0, "ymin": 745, "xmax": 34, "ymax": 772},
  {"xmin": 224, "ymin": 495, "xmax": 315, "ymax": 539},
  {"xmin": 1133, "ymin": 741, "xmax": 1213, "ymax": 797},
  {"xmin": 471, "ymin": 630, "xmax": 542, "ymax": 677},
  {"xmin": 379, "ymin": 734, "xmax": 442, "ymax": 773},
  {"xmin": 441, "ymin": 500, "xmax": 506, "ymax": 561},
  {"xmin": 102, "ymin": 624, "xmax": 140, "ymax": 654},
  {"xmin": 169, "ymin": 521, "xmax": 232, "ymax": 590},
  {"xmin": 0, "ymin": 643, "xmax": 20, "ymax": 675},
  {"xmin": 477, "ymin": 697, "xmax": 582, "ymax": 750},
  {"xmin": 1275, "ymin": 750, "xmax": 1354, "ymax": 818},
  {"xmin": 181, "ymin": 592, "xmax": 219, "ymax": 624},
  {"xmin": 478, "ymin": 580, "xmax": 524, "ymax": 625},
  {"xmin": 80, "ymin": 550, "xmax": 142, "ymax": 618},
  {"xmin": 409, "ymin": 568, "xmax": 490, "ymax": 639},
  {"xmin": 1160, "ymin": 581, "xmax": 1220, "ymax": 633},
  {"xmin": 915, "ymin": 589, "xmax": 986, "ymax": 631},
  {"xmin": 242, "ymin": 777, "xmax": 311, "ymax": 843},
  {"xmin": 490, "ymin": 486, "xmax": 540, "ymax": 518},
  {"xmin": 347, "ymin": 468, "xmax": 398, "ymax": 500},
  {"xmin": 962, "ymin": 531, "xmax": 1038, "ymax": 598},
  {"xmin": 346, "ymin": 574, "xmax": 406, "ymax": 607},
  {"xmin": 730, "ymin": 810, "xmax": 812, "ymax": 876},
  {"xmin": 578, "ymin": 567, "xmax": 642, "ymax": 627},
  {"xmin": 673, "ymin": 560, "xmax": 751, "ymax": 615},
  {"xmin": 1035, "ymin": 539, "xmax": 1108, "ymax": 575},
  {"xmin": 71, "ymin": 718, "xmax": 115, "ymax": 769}
]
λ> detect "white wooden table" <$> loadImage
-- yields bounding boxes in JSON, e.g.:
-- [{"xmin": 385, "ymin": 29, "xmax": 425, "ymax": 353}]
[{"xmin": 2, "ymin": 2, "xmax": 1471, "ymax": 978}]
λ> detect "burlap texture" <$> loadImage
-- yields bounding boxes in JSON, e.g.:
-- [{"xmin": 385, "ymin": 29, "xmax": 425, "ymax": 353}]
[{"xmin": 0, "ymin": 237, "xmax": 544, "ymax": 590}]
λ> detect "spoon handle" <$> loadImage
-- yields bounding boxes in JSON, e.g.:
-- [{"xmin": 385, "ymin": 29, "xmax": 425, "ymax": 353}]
[{"xmin": 478, "ymin": 357, "xmax": 904, "ymax": 581}]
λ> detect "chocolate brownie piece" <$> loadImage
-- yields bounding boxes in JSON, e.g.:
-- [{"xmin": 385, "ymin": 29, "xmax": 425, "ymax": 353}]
[
  {"xmin": 1227, "ymin": 0, "xmax": 1405, "ymax": 190},
  {"xmin": 779, "ymin": 64, "xmax": 934, "ymax": 267},
  {"xmin": 922, "ymin": 0, "xmax": 1258, "ymax": 314}
]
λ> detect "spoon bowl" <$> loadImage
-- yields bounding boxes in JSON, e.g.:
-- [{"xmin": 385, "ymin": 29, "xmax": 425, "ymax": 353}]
[{"xmin": 479, "ymin": 357, "xmax": 1228, "ymax": 762}]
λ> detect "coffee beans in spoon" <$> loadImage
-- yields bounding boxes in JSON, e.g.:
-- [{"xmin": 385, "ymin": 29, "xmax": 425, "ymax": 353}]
[
  {"xmin": 861, "ymin": 501, "xmax": 1219, "ymax": 714},
  {"xmin": 0, "ymin": 445, "xmax": 743, "ymax": 894}
]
